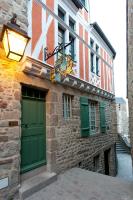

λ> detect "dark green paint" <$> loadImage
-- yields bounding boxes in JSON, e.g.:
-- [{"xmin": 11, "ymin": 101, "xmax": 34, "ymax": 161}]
[
  {"xmin": 21, "ymin": 89, "xmax": 46, "ymax": 174},
  {"xmin": 99, "ymin": 102, "xmax": 106, "ymax": 133},
  {"xmin": 80, "ymin": 96, "xmax": 90, "ymax": 137}
]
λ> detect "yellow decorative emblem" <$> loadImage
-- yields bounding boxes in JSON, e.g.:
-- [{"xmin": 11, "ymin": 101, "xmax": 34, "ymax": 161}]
[{"xmin": 50, "ymin": 55, "xmax": 76, "ymax": 82}]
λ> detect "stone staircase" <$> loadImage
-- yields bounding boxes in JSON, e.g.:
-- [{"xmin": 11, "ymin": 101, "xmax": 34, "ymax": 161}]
[
  {"xmin": 116, "ymin": 141, "xmax": 128, "ymax": 153},
  {"xmin": 20, "ymin": 171, "xmax": 57, "ymax": 199}
]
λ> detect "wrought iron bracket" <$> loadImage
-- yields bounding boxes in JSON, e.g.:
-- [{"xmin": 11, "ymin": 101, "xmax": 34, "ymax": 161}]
[{"xmin": 44, "ymin": 40, "xmax": 73, "ymax": 61}]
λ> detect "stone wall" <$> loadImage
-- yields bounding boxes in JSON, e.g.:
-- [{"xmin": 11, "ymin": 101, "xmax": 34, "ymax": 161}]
[
  {"xmin": 116, "ymin": 103, "xmax": 129, "ymax": 137},
  {"xmin": 0, "ymin": 49, "xmax": 117, "ymax": 199},
  {"xmin": 0, "ymin": 0, "xmax": 28, "ymax": 33},
  {"xmin": 0, "ymin": 0, "xmax": 28, "ymax": 198},
  {"xmin": 0, "ymin": 48, "xmax": 21, "ymax": 199},
  {"xmin": 50, "ymin": 87, "xmax": 117, "ymax": 176},
  {"xmin": 127, "ymin": 0, "xmax": 133, "ymax": 166}
]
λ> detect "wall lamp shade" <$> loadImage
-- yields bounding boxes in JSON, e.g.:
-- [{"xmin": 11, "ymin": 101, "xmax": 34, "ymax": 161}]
[{"xmin": 1, "ymin": 23, "xmax": 30, "ymax": 61}]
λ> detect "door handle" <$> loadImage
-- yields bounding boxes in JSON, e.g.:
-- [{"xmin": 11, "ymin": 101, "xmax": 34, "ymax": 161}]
[
  {"xmin": 22, "ymin": 124, "xmax": 28, "ymax": 128},
  {"xmin": 25, "ymin": 124, "xmax": 28, "ymax": 128}
]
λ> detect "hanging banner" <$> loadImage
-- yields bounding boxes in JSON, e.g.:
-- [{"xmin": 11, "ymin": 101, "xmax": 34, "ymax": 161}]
[{"xmin": 50, "ymin": 55, "xmax": 76, "ymax": 82}]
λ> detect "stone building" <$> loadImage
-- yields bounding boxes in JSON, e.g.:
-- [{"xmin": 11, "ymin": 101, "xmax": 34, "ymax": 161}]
[
  {"xmin": 127, "ymin": 0, "xmax": 133, "ymax": 166},
  {"xmin": 115, "ymin": 97, "xmax": 129, "ymax": 138},
  {"xmin": 0, "ymin": 0, "xmax": 117, "ymax": 199}
]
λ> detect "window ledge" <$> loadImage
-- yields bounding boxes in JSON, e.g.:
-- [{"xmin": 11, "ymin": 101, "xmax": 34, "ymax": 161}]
[{"xmin": 78, "ymin": 132, "xmax": 107, "ymax": 139}]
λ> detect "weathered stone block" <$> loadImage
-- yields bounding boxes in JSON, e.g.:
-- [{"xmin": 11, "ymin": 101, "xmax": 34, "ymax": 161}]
[{"xmin": 47, "ymin": 139, "xmax": 58, "ymax": 152}]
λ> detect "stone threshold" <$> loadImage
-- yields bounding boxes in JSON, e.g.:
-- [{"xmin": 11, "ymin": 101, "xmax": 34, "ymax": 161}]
[
  {"xmin": 21, "ymin": 56, "xmax": 115, "ymax": 100},
  {"xmin": 19, "ymin": 171, "xmax": 57, "ymax": 199}
]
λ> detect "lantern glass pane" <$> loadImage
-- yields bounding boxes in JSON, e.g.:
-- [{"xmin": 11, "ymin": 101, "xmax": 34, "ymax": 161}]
[
  {"xmin": 8, "ymin": 52, "xmax": 21, "ymax": 61},
  {"xmin": 2, "ymin": 30, "xmax": 9, "ymax": 56},
  {"xmin": 7, "ymin": 29, "xmax": 28, "ymax": 56}
]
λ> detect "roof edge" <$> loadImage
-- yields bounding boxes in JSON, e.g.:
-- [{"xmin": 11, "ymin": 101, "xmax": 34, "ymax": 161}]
[{"xmin": 90, "ymin": 22, "xmax": 116, "ymax": 58}]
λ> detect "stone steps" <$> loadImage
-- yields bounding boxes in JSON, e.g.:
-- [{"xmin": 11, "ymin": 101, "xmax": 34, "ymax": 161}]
[
  {"xmin": 116, "ymin": 142, "xmax": 127, "ymax": 153},
  {"xmin": 20, "ymin": 171, "xmax": 57, "ymax": 199}
]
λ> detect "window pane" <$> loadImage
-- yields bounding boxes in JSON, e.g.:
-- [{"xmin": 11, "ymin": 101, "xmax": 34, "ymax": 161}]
[
  {"xmin": 89, "ymin": 102, "xmax": 96, "ymax": 133},
  {"xmin": 58, "ymin": 27, "xmax": 65, "ymax": 57},
  {"xmin": 96, "ymin": 45, "xmax": 99, "ymax": 53},
  {"xmin": 58, "ymin": 9, "xmax": 65, "ymax": 21},
  {"xmin": 63, "ymin": 94, "xmax": 72, "ymax": 119},
  {"xmin": 81, "ymin": 0, "xmax": 86, "ymax": 7},
  {"xmin": 69, "ymin": 35, "xmax": 75, "ymax": 60},
  {"xmin": 91, "ymin": 53, "xmax": 94, "ymax": 72},
  {"xmin": 96, "ymin": 57, "xmax": 99, "ymax": 75},
  {"xmin": 69, "ymin": 20, "xmax": 75, "ymax": 30},
  {"xmin": 90, "ymin": 38, "xmax": 94, "ymax": 48}
]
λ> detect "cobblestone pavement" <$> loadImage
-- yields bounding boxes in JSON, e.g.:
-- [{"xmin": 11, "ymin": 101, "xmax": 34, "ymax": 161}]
[
  {"xmin": 117, "ymin": 153, "xmax": 133, "ymax": 181},
  {"xmin": 26, "ymin": 168, "xmax": 133, "ymax": 200}
]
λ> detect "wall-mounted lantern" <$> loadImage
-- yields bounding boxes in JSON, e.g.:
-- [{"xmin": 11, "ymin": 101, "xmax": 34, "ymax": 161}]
[{"xmin": 1, "ymin": 14, "xmax": 30, "ymax": 62}]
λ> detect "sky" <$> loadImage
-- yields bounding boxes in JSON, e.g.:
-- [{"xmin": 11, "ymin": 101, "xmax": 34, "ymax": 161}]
[{"xmin": 90, "ymin": 0, "xmax": 127, "ymax": 99}]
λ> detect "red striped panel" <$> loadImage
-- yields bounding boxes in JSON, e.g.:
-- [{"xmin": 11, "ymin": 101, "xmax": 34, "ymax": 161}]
[
  {"xmin": 100, "ymin": 48, "xmax": 104, "ymax": 89},
  {"xmin": 84, "ymin": 10, "xmax": 88, "ymax": 22},
  {"xmin": 32, "ymin": 0, "xmax": 42, "ymax": 54},
  {"xmin": 85, "ymin": 30, "xmax": 89, "ymax": 81},
  {"xmin": 46, "ymin": 0, "xmax": 54, "ymax": 21},
  {"xmin": 79, "ymin": 24, "xmax": 84, "ymax": 79},
  {"xmin": 46, "ymin": 19, "xmax": 55, "ymax": 65},
  {"xmin": 103, "ymin": 51, "xmax": 107, "ymax": 90},
  {"xmin": 46, "ymin": 0, "xmax": 54, "ymax": 10},
  {"xmin": 38, "ymin": 47, "xmax": 43, "ymax": 61},
  {"xmin": 101, "ymin": 60, "xmax": 104, "ymax": 89},
  {"xmin": 110, "ymin": 68, "xmax": 113, "ymax": 92}
]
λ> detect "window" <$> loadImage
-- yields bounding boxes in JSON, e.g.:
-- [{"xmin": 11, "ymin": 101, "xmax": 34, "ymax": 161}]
[
  {"xmin": 89, "ymin": 102, "xmax": 96, "ymax": 132},
  {"xmin": 94, "ymin": 155, "xmax": 100, "ymax": 172},
  {"xmin": 99, "ymin": 102, "xmax": 106, "ymax": 133},
  {"xmin": 69, "ymin": 19, "xmax": 75, "ymax": 31},
  {"xmin": 96, "ymin": 57, "xmax": 99, "ymax": 76},
  {"xmin": 58, "ymin": 27, "xmax": 65, "ymax": 58},
  {"xmin": 58, "ymin": 8, "xmax": 65, "ymax": 21},
  {"xmin": 96, "ymin": 44, "xmax": 99, "ymax": 76},
  {"xmin": 91, "ymin": 52, "xmax": 94, "ymax": 73},
  {"xmin": 80, "ymin": 97, "xmax": 106, "ymax": 137},
  {"xmin": 81, "ymin": 0, "xmax": 86, "ymax": 7},
  {"xmin": 63, "ymin": 94, "xmax": 72, "ymax": 119},
  {"xmin": 90, "ymin": 38, "xmax": 94, "ymax": 48},
  {"xmin": 96, "ymin": 44, "xmax": 99, "ymax": 53},
  {"xmin": 69, "ymin": 34, "xmax": 75, "ymax": 60},
  {"xmin": 90, "ymin": 38, "xmax": 94, "ymax": 73}
]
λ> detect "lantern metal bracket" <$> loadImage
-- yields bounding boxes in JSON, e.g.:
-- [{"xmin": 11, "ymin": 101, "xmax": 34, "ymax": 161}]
[
  {"xmin": 0, "ymin": 14, "xmax": 30, "ymax": 62},
  {"xmin": 44, "ymin": 40, "xmax": 73, "ymax": 61}
]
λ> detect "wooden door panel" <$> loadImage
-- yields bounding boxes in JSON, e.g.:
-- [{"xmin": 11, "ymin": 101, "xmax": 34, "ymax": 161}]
[{"xmin": 21, "ymin": 90, "xmax": 46, "ymax": 174}]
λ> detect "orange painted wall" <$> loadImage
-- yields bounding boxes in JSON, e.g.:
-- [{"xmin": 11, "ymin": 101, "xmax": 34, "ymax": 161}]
[
  {"xmin": 46, "ymin": 0, "xmax": 54, "ymax": 11},
  {"xmin": 32, "ymin": 0, "xmax": 42, "ymax": 54},
  {"xmin": 46, "ymin": 20, "xmax": 55, "ymax": 66},
  {"xmin": 79, "ymin": 24, "xmax": 84, "ymax": 80},
  {"xmin": 103, "ymin": 51, "xmax": 107, "ymax": 90},
  {"xmin": 38, "ymin": 47, "xmax": 43, "ymax": 61},
  {"xmin": 85, "ymin": 30, "xmax": 89, "ymax": 81},
  {"xmin": 100, "ymin": 48, "xmax": 104, "ymax": 89},
  {"xmin": 46, "ymin": 0, "xmax": 54, "ymax": 20}
]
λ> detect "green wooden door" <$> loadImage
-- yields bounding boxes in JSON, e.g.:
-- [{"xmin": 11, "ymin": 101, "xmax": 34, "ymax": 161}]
[{"xmin": 21, "ymin": 87, "xmax": 46, "ymax": 174}]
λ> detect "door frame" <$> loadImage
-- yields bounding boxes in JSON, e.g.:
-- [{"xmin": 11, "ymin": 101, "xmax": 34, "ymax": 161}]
[{"xmin": 20, "ymin": 85, "xmax": 47, "ymax": 174}]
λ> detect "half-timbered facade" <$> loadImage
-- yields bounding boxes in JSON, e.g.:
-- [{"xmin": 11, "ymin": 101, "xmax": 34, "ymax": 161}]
[{"xmin": 0, "ymin": 0, "xmax": 117, "ymax": 199}]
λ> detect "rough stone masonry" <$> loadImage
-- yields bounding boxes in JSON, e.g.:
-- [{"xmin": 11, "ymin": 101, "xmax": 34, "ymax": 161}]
[
  {"xmin": 127, "ymin": 0, "xmax": 133, "ymax": 167},
  {"xmin": 0, "ymin": 1, "xmax": 118, "ymax": 199},
  {"xmin": 0, "ymin": 0, "xmax": 28, "ymax": 199}
]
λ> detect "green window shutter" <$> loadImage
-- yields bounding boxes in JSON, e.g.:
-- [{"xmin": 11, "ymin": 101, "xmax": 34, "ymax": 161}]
[
  {"xmin": 99, "ymin": 102, "xmax": 106, "ymax": 133},
  {"xmin": 80, "ymin": 96, "xmax": 90, "ymax": 137}
]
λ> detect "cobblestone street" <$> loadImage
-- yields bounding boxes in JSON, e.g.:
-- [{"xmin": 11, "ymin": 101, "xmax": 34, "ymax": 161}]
[{"xmin": 26, "ymin": 160, "xmax": 133, "ymax": 200}]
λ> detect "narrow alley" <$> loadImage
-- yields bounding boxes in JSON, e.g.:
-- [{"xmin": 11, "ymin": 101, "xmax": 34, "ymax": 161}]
[
  {"xmin": 25, "ymin": 153, "xmax": 133, "ymax": 200},
  {"xmin": 117, "ymin": 153, "xmax": 133, "ymax": 181}
]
